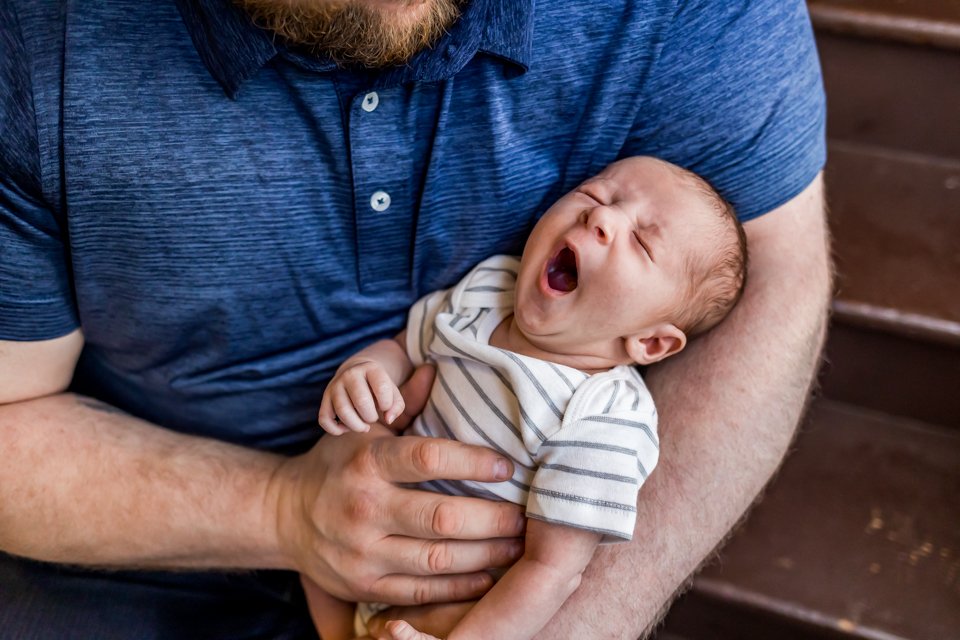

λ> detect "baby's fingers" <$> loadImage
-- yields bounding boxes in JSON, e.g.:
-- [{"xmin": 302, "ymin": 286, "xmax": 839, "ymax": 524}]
[
  {"xmin": 384, "ymin": 620, "xmax": 441, "ymax": 640},
  {"xmin": 367, "ymin": 368, "xmax": 405, "ymax": 426},
  {"xmin": 318, "ymin": 388, "xmax": 347, "ymax": 435},
  {"xmin": 343, "ymin": 374, "xmax": 382, "ymax": 425},
  {"xmin": 331, "ymin": 384, "xmax": 371, "ymax": 432}
]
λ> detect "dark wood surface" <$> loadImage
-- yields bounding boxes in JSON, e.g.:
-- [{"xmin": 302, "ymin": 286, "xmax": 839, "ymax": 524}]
[
  {"xmin": 825, "ymin": 144, "xmax": 960, "ymax": 344},
  {"xmin": 657, "ymin": 400, "xmax": 960, "ymax": 640},
  {"xmin": 817, "ymin": 33, "xmax": 960, "ymax": 159},
  {"xmin": 810, "ymin": 0, "xmax": 960, "ymax": 49}
]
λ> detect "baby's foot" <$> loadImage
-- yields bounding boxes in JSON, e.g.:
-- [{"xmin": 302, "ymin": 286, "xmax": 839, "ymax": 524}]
[{"xmin": 384, "ymin": 620, "xmax": 442, "ymax": 640}]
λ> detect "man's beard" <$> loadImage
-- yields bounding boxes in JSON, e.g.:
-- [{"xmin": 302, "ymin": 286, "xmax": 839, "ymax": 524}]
[{"xmin": 235, "ymin": 0, "xmax": 463, "ymax": 68}]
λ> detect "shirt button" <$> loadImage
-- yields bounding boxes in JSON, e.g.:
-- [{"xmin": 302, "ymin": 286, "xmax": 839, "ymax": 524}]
[
  {"xmin": 370, "ymin": 190, "xmax": 391, "ymax": 212},
  {"xmin": 361, "ymin": 91, "xmax": 380, "ymax": 112}
]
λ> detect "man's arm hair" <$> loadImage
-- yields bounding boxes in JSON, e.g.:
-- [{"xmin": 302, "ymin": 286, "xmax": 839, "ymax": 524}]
[
  {"xmin": 0, "ymin": 331, "xmax": 288, "ymax": 568},
  {"xmin": 534, "ymin": 174, "xmax": 830, "ymax": 638}
]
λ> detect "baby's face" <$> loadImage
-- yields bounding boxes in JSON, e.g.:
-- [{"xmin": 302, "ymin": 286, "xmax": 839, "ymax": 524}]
[{"xmin": 514, "ymin": 156, "xmax": 719, "ymax": 367}]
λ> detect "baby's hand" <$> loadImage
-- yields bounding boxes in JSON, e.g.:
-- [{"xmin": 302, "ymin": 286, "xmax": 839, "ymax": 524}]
[
  {"xmin": 318, "ymin": 359, "xmax": 405, "ymax": 435},
  {"xmin": 384, "ymin": 620, "xmax": 442, "ymax": 640}
]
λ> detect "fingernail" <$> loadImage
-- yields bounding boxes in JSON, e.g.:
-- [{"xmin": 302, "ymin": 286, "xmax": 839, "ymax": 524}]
[
  {"xmin": 475, "ymin": 572, "xmax": 494, "ymax": 589},
  {"xmin": 494, "ymin": 458, "xmax": 510, "ymax": 480},
  {"xmin": 510, "ymin": 539, "xmax": 524, "ymax": 558}
]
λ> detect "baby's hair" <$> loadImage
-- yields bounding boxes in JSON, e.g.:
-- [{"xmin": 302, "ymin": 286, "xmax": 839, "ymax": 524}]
[{"xmin": 669, "ymin": 165, "xmax": 748, "ymax": 337}]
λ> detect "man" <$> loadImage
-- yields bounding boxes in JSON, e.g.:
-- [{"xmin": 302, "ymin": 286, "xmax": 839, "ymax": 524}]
[{"xmin": 0, "ymin": 0, "xmax": 830, "ymax": 638}]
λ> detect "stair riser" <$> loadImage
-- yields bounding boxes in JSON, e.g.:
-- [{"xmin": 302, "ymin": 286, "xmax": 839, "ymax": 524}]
[
  {"xmin": 823, "ymin": 144, "xmax": 960, "ymax": 337},
  {"xmin": 817, "ymin": 32, "xmax": 960, "ymax": 158},
  {"xmin": 658, "ymin": 590, "xmax": 868, "ymax": 640},
  {"xmin": 821, "ymin": 322, "xmax": 960, "ymax": 428}
]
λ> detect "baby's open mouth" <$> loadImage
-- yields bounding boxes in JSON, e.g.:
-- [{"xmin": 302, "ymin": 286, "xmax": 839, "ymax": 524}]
[{"xmin": 547, "ymin": 246, "xmax": 578, "ymax": 292}]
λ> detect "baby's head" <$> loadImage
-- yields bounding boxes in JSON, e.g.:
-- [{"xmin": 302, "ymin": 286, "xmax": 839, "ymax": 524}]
[{"xmin": 514, "ymin": 156, "xmax": 747, "ymax": 372}]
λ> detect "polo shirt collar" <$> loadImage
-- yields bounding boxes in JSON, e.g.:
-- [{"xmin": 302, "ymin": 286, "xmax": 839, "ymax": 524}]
[
  {"xmin": 477, "ymin": 0, "xmax": 534, "ymax": 70},
  {"xmin": 174, "ymin": 0, "xmax": 278, "ymax": 98},
  {"xmin": 175, "ymin": 0, "xmax": 533, "ymax": 97}
]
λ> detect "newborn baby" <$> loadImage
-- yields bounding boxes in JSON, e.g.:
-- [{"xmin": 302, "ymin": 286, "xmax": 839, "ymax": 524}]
[{"xmin": 312, "ymin": 156, "xmax": 747, "ymax": 640}]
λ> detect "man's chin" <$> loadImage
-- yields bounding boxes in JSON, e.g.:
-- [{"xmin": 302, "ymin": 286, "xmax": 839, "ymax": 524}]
[{"xmin": 235, "ymin": 0, "xmax": 463, "ymax": 68}]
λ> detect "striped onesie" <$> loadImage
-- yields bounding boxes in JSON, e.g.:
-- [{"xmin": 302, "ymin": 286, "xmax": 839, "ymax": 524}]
[
  {"xmin": 356, "ymin": 255, "xmax": 660, "ymax": 632},
  {"xmin": 405, "ymin": 255, "xmax": 660, "ymax": 542}
]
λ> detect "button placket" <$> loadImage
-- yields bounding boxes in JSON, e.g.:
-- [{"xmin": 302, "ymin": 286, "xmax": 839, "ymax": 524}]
[{"xmin": 349, "ymin": 86, "xmax": 418, "ymax": 291}]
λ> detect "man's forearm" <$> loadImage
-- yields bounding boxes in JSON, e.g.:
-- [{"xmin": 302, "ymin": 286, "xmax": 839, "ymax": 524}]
[
  {"xmin": 0, "ymin": 393, "xmax": 287, "ymax": 570},
  {"xmin": 537, "ymin": 176, "xmax": 831, "ymax": 638}
]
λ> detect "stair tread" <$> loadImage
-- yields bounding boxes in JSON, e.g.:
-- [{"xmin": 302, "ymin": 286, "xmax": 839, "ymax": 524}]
[
  {"xmin": 822, "ymin": 323, "xmax": 960, "ymax": 429},
  {"xmin": 810, "ymin": 0, "xmax": 960, "ymax": 49},
  {"xmin": 825, "ymin": 144, "xmax": 960, "ymax": 345},
  {"xmin": 688, "ymin": 399, "xmax": 960, "ymax": 640}
]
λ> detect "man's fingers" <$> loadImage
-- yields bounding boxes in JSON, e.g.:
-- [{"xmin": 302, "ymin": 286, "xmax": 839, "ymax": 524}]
[
  {"xmin": 372, "ymin": 572, "xmax": 492, "ymax": 606},
  {"xmin": 386, "ymin": 537, "xmax": 523, "ymax": 576},
  {"xmin": 386, "ymin": 490, "xmax": 525, "ymax": 540},
  {"xmin": 373, "ymin": 436, "xmax": 514, "ymax": 484}
]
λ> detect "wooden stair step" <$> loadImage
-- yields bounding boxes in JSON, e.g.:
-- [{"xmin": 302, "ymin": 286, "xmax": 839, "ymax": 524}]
[
  {"xmin": 814, "ymin": 27, "xmax": 960, "ymax": 159},
  {"xmin": 822, "ymin": 323, "xmax": 960, "ymax": 430},
  {"xmin": 656, "ymin": 399, "xmax": 960, "ymax": 640},
  {"xmin": 825, "ymin": 144, "xmax": 960, "ymax": 347},
  {"xmin": 809, "ymin": 0, "xmax": 960, "ymax": 50}
]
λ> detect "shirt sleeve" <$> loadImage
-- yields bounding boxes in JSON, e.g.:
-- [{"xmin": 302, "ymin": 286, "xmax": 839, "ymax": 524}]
[
  {"xmin": 1, "ymin": 1, "xmax": 77, "ymax": 340},
  {"xmin": 527, "ymin": 374, "xmax": 659, "ymax": 542},
  {"xmin": 624, "ymin": 0, "xmax": 826, "ymax": 221}
]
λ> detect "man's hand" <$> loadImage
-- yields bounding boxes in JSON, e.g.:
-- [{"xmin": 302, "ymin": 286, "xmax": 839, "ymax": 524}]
[
  {"xmin": 280, "ymin": 366, "xmax": 525, "ymax": 605},
  {"xmin": 274, "ymin": 429, "xmax": 525, "ymax": 605}
]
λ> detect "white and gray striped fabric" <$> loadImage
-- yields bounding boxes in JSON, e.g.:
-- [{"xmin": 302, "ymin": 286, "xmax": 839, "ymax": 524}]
[{"xmin": 405, "ymin": 255, "xmax": 659, "ymax": 542}]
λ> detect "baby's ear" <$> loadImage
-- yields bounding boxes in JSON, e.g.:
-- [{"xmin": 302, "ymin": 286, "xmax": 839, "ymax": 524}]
[{"xmin": 625, "ymin": 324, "xmax": 687, "ymax": 365}]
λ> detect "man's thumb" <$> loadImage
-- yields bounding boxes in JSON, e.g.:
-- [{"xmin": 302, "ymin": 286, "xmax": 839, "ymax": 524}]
[{"xmin": 393, "ymin": 364, "xmax": 436, "ymax": 429}]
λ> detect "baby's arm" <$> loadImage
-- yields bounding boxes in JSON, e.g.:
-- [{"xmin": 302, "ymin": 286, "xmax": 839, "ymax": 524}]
[
  {"xmin": 300, "ymin": 574, "xmax": 357, "ymax": 640},
  {"xmin": 318, "ymin": 331, "xmax": 413, "ymax": 434},
  {"xmin": 387, "ymin": 519, "xmax": 602, "ymax": 640}
]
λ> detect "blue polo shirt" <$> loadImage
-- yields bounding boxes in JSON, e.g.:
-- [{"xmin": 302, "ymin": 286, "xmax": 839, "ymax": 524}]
[{"xmin": 2, "ymin": 0, "xmax": 824, "ymax": 455}]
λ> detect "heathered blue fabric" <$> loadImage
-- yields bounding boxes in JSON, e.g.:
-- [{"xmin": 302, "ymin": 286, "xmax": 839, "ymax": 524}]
[{"xmin": 1, "ymin": 0, "xmax": 825, "ymax": 453}]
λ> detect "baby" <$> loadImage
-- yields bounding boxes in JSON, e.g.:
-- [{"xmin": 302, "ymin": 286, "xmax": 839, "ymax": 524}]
[{"xmin": 310, "ymin": 156, "xmax": 747, "ymax": 640}]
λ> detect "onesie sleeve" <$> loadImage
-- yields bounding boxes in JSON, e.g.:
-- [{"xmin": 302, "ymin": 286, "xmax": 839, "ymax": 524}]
[
  {"xmin": 0, "ymin": 1, "xmax": 77, "ymax": 339},
  {"xmin": 405, "ymin": 287, "xmax": 454, "ymax": 367},
  {"xmin": 527, "ymin": 372, "xmax": 659, "ymax": 542},
  {"xmin": 624, "ymin": 0, "xmax": 826, "ymax": 221}
]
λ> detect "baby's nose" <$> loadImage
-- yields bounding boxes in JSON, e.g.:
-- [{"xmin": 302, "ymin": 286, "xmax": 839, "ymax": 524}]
[{"xmin": 588, "ymin": 206, "xmax": 619, "ymax": 243}]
